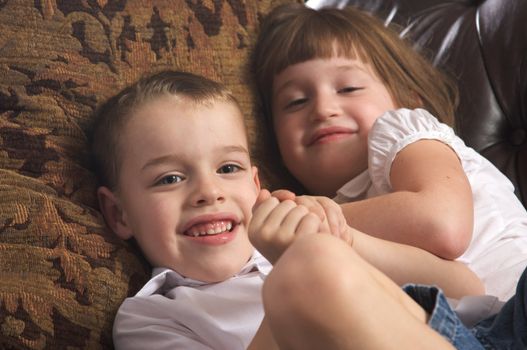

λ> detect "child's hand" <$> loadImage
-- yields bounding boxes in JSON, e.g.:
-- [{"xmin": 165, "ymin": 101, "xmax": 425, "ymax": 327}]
[
  {"xmin": 272, "ymin": 189, "xmax": 347, "ymax": 241},
  {"xmin": 249, "ymin": 189, "xmax": 322, "ymax": 264}
]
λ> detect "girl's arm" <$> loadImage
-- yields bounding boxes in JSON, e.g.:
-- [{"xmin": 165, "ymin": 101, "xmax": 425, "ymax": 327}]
[
  {"xmin": 350, "ymin": 226, "xmax": 484, "ymax": 299},
  {"xmin": 341, "ymin": 139, "xmax": 474, "ymax": 260},
  {"xmin": 263, "ymin": 190, "xmax": 483, "ymax": 298}
]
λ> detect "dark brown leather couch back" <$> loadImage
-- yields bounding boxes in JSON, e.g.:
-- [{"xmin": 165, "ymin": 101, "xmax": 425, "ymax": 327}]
[{"xmin": 339, "ymin": 0, "xmax": 527, "ymax": 207}]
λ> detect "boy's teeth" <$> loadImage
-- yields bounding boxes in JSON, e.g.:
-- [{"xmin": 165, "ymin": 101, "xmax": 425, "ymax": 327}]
[{"xmin": 186, "ymin": 220, "xmax": 234, "ymax": 236}]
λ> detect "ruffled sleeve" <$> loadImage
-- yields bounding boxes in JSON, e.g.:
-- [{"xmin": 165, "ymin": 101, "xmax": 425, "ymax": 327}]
[{"xmin": 368, "ymin": 108, "xmax": 456, "ymax": 192}]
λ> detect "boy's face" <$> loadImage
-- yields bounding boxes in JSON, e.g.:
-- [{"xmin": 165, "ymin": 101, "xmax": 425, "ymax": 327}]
[
  {"xmin": 109, "ymin": 96, "xmax": 260, "ymax": 282},
  {"xmin": 271, "ymin": 56, "xmax": 397, "ymax": 197}
]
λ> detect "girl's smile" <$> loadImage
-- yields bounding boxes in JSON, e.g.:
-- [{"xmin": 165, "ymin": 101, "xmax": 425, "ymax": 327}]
[
  {"xmin": 272, "ymin": 56, "xmax": 397, "ymax": 196},
  {"xmin": 306, "ymin": 125, "xmax": 358, "ymax": 146}
]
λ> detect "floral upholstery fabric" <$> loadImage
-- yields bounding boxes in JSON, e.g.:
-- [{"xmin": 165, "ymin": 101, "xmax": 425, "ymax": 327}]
[{"xmin": 0, "ymin": 0, "xmax": 291, "ymax": 348}]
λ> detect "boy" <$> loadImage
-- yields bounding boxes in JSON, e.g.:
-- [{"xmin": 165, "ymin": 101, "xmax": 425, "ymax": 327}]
[{"xmin": 92, "ymin": 70, "xmax": 484, "ymax": 349}]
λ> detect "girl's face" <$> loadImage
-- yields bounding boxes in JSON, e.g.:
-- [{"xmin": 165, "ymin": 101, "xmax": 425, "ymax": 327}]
[{"xmin": 271, "ymin": 56, "xmax": 397, "ymax": 196}]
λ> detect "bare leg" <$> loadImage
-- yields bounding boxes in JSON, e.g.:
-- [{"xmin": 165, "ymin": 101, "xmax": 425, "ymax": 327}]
[{"xmin": 262, "ymin": 234, "xmax": 455, "ymax": 350}]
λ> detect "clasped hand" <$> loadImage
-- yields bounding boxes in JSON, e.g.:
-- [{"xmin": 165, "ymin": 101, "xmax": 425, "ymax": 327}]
[{"xmin": 249, "ymin": 189, "xmax": 352, "ymax": 264}]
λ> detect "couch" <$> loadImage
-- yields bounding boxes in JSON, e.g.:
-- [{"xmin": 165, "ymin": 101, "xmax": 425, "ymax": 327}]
[
  {"xmin": 0, "ymin": 1, "xmax": 291, "ymax": 349},
  {"xmin": 1, "ymin": 0, "xmax": 525, "ymax": 349}
]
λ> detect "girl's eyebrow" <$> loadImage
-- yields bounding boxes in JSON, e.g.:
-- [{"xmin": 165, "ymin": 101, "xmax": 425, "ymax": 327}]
[
  {"xmin": 273, "ymin": 79, "xmax": 296, "ymax": 99},
  {"xmin": 273, "ymin": 62, "xmax": 368, "ymax": 98},
  {"xmin": 335, "ymin": 63, "xmax": 368, "ymax": 73}
]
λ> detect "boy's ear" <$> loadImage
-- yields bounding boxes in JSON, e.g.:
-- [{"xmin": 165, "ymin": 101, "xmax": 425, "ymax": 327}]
[
  {"xmin": 97, "ymin": 186, "xmax": 133, "ymax": 240},
  {"xmin": 252, "ymin": 166, "xmax": 261, "ymax": 192}
]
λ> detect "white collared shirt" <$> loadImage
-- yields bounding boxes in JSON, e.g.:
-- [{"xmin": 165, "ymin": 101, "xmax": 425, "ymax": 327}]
[
  {"xmin": 335, "ymin": 108, "xmax": 527, "ymax": 301},
  {"xmin": 113, "ymin": 251, "xmax": 272, "ymax": 350}
]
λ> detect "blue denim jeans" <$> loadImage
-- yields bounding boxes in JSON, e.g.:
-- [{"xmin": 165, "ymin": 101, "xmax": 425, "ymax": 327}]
[
  {"xmin": 404, "ymin": 284, "xmax": 484, "ymax": 349},
  {"xmin": 404, "ymin": 266, "xmax": 527, "ymax": 349},
  {"xmin": 471, "ymin": 265, "xmax": 527, "ymax": 350}
]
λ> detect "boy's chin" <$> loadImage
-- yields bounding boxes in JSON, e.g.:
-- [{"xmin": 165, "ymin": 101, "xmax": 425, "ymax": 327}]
[
  {"xmin": 182, "ymin": 250, "xmax": 255, "ymax": 283},
  {"xmin": 192, "ymin": 265, "xmax": 249, "ymax": 283}
]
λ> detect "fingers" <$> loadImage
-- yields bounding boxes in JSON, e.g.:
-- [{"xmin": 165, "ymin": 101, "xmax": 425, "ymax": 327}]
[
  {"xmin": 271, "ymin": 189, "xmax": 296, "ymax": 201},
  {"xmin": 258, "ymin": 200, "xmax": 298, "ymax": 243},
  {"xmin": 250, "ymin": 195, "xmax": 280, "ymax": 236},
  {"xmin": 292, "ymin": 196, "xmax": 344, "ymax": 236},
  {"xmin": 341, "ymin": 225, "xmax": 355, "ymax": 246},
  {"xmin": 316, "ymin": 196, "xmax": 344, "ymax": 235},
  {"xmin": 281, "ymin": 205, "xmax": 317, "ymax": 237},
  {"xmin": 253, "ymin": 190, "xmax": 352, "ymax": 250},
  {"xmin": 293, "ymin": 196, "xmax": 325, "ymax": 221},
  {"xmin": 295, "ymin": 212, "xmax": 322, "ymax": 237},
  {"xmin": 249, "ymin": 195, "xmax": 322, "ymax": 264}
]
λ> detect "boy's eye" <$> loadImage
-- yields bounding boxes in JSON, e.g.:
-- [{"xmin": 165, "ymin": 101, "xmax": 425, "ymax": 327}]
[
  {"xmin": 217, "ymin": 164, "xmax": 242, "ymax": 174},
  {"xmin": 157, "ymin": 174, "xmax": 184, "ymax": 185}
]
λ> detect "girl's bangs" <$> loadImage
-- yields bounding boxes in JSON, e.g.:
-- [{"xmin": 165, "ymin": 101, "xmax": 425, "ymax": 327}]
[{"xmin": 279, "ymin": 24, "xmax": 364, "ymax": 73}]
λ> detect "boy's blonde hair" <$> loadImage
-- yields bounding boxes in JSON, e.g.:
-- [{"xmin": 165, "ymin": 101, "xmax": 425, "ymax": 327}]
[
  {"xmin": 251, "ymin": 3, "xmax": 458, "ymax": 126},
  {"xmin": 91, "ymin": 70, "xmax": 242, "ymax": 190}
]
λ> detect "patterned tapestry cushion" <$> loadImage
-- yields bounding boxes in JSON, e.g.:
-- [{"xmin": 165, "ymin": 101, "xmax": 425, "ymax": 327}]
[{"xmin": 0, "ymin": 0, "xmax": 292, "ymax": 348}]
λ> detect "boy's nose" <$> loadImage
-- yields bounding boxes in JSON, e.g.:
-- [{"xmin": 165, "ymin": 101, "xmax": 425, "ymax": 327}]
[{"xmin": 190, "ymin": 177, "xmax": 225, "ymax": 206}]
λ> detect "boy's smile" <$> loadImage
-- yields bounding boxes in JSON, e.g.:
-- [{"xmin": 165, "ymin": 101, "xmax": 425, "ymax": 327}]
[
  {"xmin": 107, "ymin": 95, "xmax": 260, "ymax": 283},
  {"xmin": 181, "ymin": 213, "xmax": 237, "ymax": 242}
]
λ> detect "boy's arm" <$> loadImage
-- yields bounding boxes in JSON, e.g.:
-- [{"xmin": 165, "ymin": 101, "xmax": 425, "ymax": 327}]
[{"xmin": 351, "ymin": 227, "xmax": 484, "ymax": 299}]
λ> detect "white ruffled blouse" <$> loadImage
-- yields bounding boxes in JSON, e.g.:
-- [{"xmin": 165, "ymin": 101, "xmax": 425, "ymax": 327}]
[{"xmin": 334, "ymin": 108, "xmax": 527, "ymax": 301}]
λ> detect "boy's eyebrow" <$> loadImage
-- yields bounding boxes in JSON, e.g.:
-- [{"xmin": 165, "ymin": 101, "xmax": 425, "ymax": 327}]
[{"xmin": 141, "ymin": 145, "xmax": 250, "ymax": 171}]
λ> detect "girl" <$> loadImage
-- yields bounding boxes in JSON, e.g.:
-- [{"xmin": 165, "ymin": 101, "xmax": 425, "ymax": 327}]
[{"xmin": 250, "ymin": 2, "xmax": 527, "ymax": 303}]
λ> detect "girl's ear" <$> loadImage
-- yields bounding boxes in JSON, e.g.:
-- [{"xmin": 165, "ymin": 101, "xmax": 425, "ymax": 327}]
[{"xmin": 97, "ymin": 186, "xmax": 133, "ymax": 240}]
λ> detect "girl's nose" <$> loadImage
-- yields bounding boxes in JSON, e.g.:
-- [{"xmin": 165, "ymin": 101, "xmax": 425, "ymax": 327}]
[{"xmin": 311, "ymin": 92, "xmax": 341, "ymax": 121}]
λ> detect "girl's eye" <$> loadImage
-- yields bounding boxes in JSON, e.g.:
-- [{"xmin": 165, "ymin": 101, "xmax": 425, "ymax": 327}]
[
  {"xmin": 339, "ymin": 86, "xmax": 362, "ymax": 93},
  {"xmin": 218, "ymin": 164, "xmax": 242, "ymax": 174},
  {"xmin": 285, "ymin": 97, "xmax": 308, "ymax": 109},
  {"xmin": 157, "ymin": 174, "xmax": 184, "ymax": 185}
]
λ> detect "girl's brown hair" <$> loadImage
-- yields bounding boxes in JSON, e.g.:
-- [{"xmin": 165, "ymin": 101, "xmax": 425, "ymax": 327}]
[
  {"xmin": 251, "ymin": 3, "xmax": 458, "ymax": 126},
  {"xmin": 91, "ymin": 70, "xmax": 242, "ymax": 190}
]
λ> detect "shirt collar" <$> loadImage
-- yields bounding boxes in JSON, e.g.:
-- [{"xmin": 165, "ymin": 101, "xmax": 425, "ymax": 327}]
[
  {"xmin": 136, "ymin": 250, "xmax": 271, "ymax": 296},
  {"xmin": 333, "ymin": 170, "xmax": 371, "ymax": 203}
]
